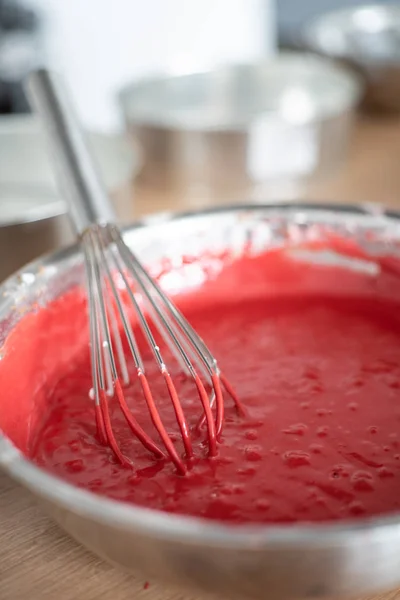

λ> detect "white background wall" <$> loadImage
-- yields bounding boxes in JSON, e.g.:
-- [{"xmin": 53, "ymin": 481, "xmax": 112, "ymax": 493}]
[{"xmin": 28, "ymin": 0, "xmax": 276, "ymax": 131}]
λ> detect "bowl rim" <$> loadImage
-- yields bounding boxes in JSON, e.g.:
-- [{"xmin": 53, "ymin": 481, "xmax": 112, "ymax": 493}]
[{"xmin": 2, "ymin": 200, "xmax": 400, "ymax": 548}]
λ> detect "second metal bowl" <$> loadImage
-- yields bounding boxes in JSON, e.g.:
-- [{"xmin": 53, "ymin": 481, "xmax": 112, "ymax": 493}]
[{"xmin": 119, "ymin": 53, "xmax": 362, "ymax": 201}]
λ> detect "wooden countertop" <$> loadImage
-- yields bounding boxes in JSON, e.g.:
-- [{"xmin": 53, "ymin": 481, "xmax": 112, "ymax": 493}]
[{"xmin": 2, "ymin": 114, "xmax": 400, "ymax": 600}]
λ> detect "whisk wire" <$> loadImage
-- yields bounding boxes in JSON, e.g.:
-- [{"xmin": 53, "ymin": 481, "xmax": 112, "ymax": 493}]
[
  {"xmin": 110, "ymin": 227, "xmax": 218, "ymax": 454},
  {"xmin": 98, "ymin": 228, "xmax": 194, "ymax": 465},
  {"xmin": 87, "ymin": 227, "xmax": 195, "ymax": 473},
  {"xmin": 83, "ymin": 224, "xmax": 245, "ymax": 472},
  {"xmin": 111, "ymin": 227, "xmax": 227, "ymax": 437},
  {"xmin": 84, "ymin": 240, "xmax": 130, "ymax": 464},
  {"xmin": 85, "ymin": 228, "xmax": 168, "ymax": 466},
  {"xmin": 104, "ymin": 290, "xmax": 130, "ymax": 386},
  {"xmin": 84, "ymin": 248, "xmax": 107, "ymax": 445}
]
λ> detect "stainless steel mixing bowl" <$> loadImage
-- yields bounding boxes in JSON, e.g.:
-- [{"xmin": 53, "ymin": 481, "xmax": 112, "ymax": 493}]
[
  {"xmin": 2, "ymin": 202, "xmax": 400, "ymax": 600},
  {"xmin": 119, "ymin": 54, "xmax": 362, "ymax": 202}
]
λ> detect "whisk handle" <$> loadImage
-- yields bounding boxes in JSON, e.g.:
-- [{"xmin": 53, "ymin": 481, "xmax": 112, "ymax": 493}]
[{"xmin": 25, "ymin": 68, "xmax": 116, "ymax": 235}]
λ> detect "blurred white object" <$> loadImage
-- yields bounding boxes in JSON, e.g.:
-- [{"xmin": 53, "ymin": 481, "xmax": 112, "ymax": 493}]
[
  {"xmin": 0, "ymin": 113, "xmax": 141, "ymax": 281},
  {"xmin": 0, "ymin": 115, "xmax": 141, "ymax": 225},
  {"xmin": 29, "ymin": 0, "xmax": 276, "ymax": 131}
]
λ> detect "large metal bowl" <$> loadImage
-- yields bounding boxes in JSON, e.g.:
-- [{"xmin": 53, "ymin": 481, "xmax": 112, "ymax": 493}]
[
  {"xmin": 119, "ymin": 54, "xmax": 362, "ymax": 201},
  {"xmin": 2, "ymin": 203, "xmax": 400, "ymax": 600},
  {"xmin": 302, "ymin": 4, "xmax": 400, "ymax": 112}
]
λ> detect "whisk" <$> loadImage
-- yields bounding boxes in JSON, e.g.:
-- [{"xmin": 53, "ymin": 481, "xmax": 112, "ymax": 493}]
[{"xmin": 26, "ymin": 69, "xmax": 243, "ymax": 474}]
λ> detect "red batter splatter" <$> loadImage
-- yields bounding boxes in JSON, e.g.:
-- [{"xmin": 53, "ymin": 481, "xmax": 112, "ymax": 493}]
[{"xmin": 2, "ymin": 246, "xmax": 400, "ymax": 524}]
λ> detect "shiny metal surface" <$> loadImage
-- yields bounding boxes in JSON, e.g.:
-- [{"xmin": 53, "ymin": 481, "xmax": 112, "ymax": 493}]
[
  {"xmin": 27, "ymin": 70, "xmax": 116, "ymax": 233},
  {"xmin": 119, "ymin": 53, "xmax": 362, "ymax": 198},
  {"xmin": 302, "ymin": 4, "xmax": 400, "ymax": 112},
  {"xmin": 2, "ymin": 203, "xmax": 400, "ymax": 599},
  {"xmin": 0, "ymin": 112, "xmax": 141, "ymax": 282},
  {"xmin": 0, "ymin": 114, "xmax": 141, "ymax": 227}
]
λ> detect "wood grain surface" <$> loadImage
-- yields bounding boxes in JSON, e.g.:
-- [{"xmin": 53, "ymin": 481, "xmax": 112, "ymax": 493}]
[{"xmin": 2, "ymin": 114, "xmax": 400, "ymax": 600}]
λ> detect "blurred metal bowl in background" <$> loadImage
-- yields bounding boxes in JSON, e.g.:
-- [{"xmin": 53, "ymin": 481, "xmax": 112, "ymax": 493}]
[
  {"xmin": 302, "ymin": 4, "xmax": 400, "ymax": 113},
  {"xmin": 119, "ymin": 52, "xmax": 362, "ymax": 204},
  {"xmin": 0, "ymin": 115, "xmax": 142, "ymax": 281}
]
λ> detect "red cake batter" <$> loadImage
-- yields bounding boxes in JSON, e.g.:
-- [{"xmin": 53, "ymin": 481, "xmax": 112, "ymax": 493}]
[{"xmin": 2, "ymin": 242, "xmax": 400, "ymax": 524}]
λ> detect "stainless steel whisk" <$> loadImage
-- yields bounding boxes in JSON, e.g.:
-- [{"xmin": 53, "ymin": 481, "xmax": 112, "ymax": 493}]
[{"xmin": 26, "ymin": 69, "xmax": 243, "ymax": 474}]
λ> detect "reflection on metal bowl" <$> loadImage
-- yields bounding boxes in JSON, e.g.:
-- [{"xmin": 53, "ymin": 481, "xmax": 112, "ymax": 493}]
[
  {"xmin": 0, "ymin": 115, "xmax": 142, "ymax": 281},
  {"xmin": 303, "ymin": 4, "xmax": 400, "ymax": 112},
  {"xmin": 2, "ymin": 203, "xmax": 400, "ymax": 600},
  {"xmin": 119, "ymin": 53, "xmax": 362, "ymax": 203}
]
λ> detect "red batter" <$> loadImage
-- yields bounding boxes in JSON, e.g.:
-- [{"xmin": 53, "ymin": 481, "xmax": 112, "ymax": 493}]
[{"xmin": 2, "ymin": 243, "xmax": 400, "ymax": 524}]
